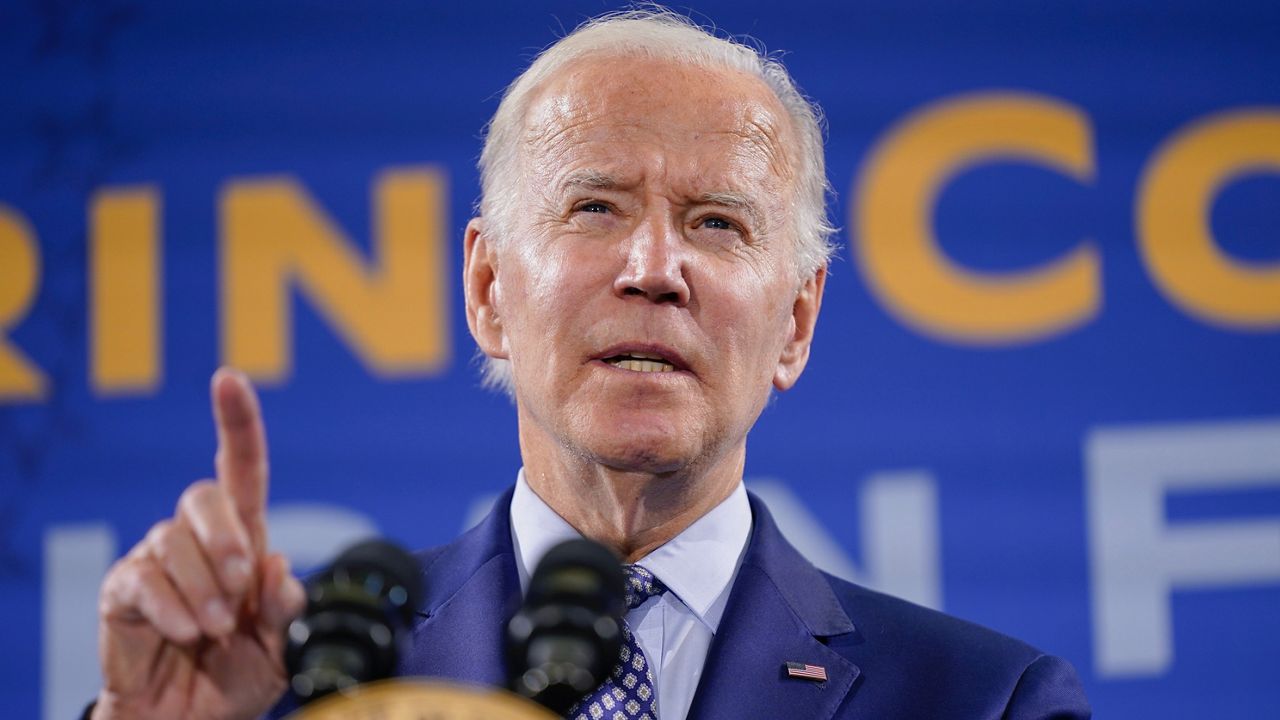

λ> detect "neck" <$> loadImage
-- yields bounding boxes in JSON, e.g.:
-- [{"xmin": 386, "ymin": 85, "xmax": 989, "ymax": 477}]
[{"xmin": 519, "ymin": 433, "xmax": 744, "ymax": 564}]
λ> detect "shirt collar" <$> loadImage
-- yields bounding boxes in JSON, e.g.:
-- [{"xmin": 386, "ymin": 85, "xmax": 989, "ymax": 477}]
[
  {"xmin": 511, "ymin": 469, "xmax": 582, "ymax": 593},
  {"xmin": 509, "ymin": 468, "xmax": 751, "ymax": 633}
]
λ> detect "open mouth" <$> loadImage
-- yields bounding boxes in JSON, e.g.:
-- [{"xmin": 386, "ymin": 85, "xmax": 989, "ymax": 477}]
[{"xmin": 602, "ymin": 352, "xmax": 677, "ymax": 373}]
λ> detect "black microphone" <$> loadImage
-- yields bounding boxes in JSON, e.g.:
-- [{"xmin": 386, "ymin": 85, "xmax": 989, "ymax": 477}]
[
  {"xmin": 506, "ymin": 538, "xmax": 626, "ymax": 714},
  {"xmin": 284, "ymin": 538, "xmax": 424, "ymax": 704}
]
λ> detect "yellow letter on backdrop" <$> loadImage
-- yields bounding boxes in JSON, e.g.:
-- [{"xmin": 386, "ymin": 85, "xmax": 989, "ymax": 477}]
[
  {"xmin": 0, "ymin": 206, "xmax": 47, "ymax": 401},
  {"xmin": 855, "ymin": 92, "xmax": 1100, "ymax": 344},
  {"xmin": 221, "ymin": 168, "xmax": 449, "ymax": 383},
  {"xmin": 91, "ymin": 187, "xmax": 162, "ymax": 395},
  {"xmin": 1137, "ymin": 110, "xmax": 1280, "ymax": 329}
]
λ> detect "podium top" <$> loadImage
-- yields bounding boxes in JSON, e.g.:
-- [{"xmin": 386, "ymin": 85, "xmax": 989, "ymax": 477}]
[{"xmin": 284, "ymin": 679, "xmax": 559, "ymax": 720}]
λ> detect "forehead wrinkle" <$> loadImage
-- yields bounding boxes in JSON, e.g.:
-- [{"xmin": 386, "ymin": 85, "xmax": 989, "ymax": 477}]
[
  {"xmin": 522, "ymin": 95, "xmax": 604, "ymax": 177},
  {"xmin": 737, "ymin": 113, "xmax": 796, "ymax": 187},
  {"xmin": 524, "ymin": 127, "xmax": 583, "ymax": 180},
  {"xmin": 518, "ymin": 57, "xmax": 799, "ymax": 224}
]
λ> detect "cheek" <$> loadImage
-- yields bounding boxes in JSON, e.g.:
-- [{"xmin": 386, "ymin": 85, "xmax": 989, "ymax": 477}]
[
  {"xmin": 503, "ymin": 246, "xmax": 586, "ymax": 344},
  {"xmin": 513, "ymin": 228, "xmax": 593, "ymax": 289},
  {"xmin": 713, "ymin": 284, "xmax": 794, "ymax": 372}
]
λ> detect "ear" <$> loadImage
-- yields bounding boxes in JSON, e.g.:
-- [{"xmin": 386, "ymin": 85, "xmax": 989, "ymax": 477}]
[
  {"xmin": 463, "ymin": 217, "xmax": 509, "ymax": 360},
  {"xmin": 773, "ymin": 265, "xmax": 827, "ymax": 391}
]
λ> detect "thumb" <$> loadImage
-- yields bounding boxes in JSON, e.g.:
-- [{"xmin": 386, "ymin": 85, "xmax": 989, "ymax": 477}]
[{"xmin": 257, "ymin": 553, "xmax": 307, "ymax": 646}]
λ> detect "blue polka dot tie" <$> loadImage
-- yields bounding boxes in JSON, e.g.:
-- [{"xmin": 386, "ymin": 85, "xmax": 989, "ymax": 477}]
[{"xmin": 567, "ymin": 564, "xmax": 667, "ymax": 720}]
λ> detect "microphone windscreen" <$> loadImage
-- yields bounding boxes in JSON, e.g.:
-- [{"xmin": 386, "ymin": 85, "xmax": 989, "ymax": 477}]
[
  {"xmin": 285, "ymin": 537, "xmax": 423, "ymax": 704},
  {"xmin": 527, "ymin": 538, "xmax": 626, "ymax": 617},
  {"xmin": 329, "ymin": 538, "xmax": 424, "ymax": 624},
  {"xmin": 507, "ymin": 538, "xmax": 626, "ymax": 713}
]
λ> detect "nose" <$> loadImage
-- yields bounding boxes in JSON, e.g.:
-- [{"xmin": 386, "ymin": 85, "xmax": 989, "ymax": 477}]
[{"xmin": 613, "ymin": 214, "xmax": 690, "ymax": 306}]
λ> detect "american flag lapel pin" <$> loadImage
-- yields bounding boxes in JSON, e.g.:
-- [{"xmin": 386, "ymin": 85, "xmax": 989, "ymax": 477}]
[{"xmin": 785, "ymin": 661, "xmax": 828, "ymax": 682}]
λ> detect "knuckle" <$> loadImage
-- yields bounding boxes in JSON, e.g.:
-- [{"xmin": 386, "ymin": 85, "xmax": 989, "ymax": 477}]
[
  {"xmin": 132, "ymin": 557, "xmax": 165, "ymax": 588},
  {"xmin": 206, "ymin": 532, "xmax": 245, "ymax": 563},
  {"xmin": 144, "ymin": 521, "xmax": 179, "ymax": 564},
  {"xmin": 100, "ymin": 556, "xmax": 155, "ymax": 615},
  {"xmin": 178, "ymin": 478, "xmax": 219, "ymax": 515},
  {"xmin": 144, "ymin": 518, "xmax": 174, "ymax": 545},
  {"xmin": 98, "ymin": 558, "xmax": 133, "ymax": 609},
  {"xmin": 123, "ymin": 535, "xmax": 152, "ymax": 561}
]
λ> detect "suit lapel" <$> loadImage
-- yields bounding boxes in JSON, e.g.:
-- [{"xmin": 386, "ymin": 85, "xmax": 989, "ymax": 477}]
[
  {"xmin": 395, "ymin": 488, "xmax": 864, "ymax": 718},
  {"xmin": 687, "ymin": 493, "xmax": 861, "ymax": 720},
  {"xmin": 399, "ymin": 487, "xmax": 521, "ymax": 688}
]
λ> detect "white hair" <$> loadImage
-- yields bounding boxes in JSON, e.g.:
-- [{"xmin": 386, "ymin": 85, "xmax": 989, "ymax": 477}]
[{"xmin": 475, "ymin": 7, "xmax": 836, "ymax": 394}]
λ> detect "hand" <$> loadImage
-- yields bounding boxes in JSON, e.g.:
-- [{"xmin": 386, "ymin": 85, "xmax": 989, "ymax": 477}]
[{"xmin": 94, "ymin": 368, "xmax": 306, "ymax": 720}]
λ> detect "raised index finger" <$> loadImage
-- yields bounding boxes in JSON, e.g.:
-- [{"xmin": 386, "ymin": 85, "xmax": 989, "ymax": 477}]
[{"xmin": 211, "ymin": 367, "xmax": 270, "ymax": 555}]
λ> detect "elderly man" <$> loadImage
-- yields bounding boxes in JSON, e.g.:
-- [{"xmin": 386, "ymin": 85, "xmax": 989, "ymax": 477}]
[{"xmin": 91, "ymin": 9, "xmax": 1091, "ymax": 720}]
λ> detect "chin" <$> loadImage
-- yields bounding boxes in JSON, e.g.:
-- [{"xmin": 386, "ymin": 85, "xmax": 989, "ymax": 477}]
[{"xmin": 580, "ymin": 425, "xmax": 695, "ymax": 476}]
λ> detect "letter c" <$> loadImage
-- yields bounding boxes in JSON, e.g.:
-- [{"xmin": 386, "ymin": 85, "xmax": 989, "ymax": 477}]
[
  {"xmin": 854, "ymin": 92, "xmax": 1100, "ymax": 344},
  {"xmin": 1137, "ymin": 110, "xmax": 1280, "ymax": 329}
]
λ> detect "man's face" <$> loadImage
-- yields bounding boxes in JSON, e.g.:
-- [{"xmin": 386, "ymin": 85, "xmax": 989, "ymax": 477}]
[{"xmin": 468, "ymin": 55, "xmax": 823, "ymax": 476}]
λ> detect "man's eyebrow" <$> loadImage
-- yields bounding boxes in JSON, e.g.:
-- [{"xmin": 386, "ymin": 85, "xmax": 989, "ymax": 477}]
[
  {"xmin": 558, "ymin": 174, "xmax": 765, "ymax": 225},
  {"xmin": 560, "ymin": 169, "xmax": 622, "ymax": 191},
  {"xmin": 698, "ymin": 191, "xmax": 763, "ymax": 226}
]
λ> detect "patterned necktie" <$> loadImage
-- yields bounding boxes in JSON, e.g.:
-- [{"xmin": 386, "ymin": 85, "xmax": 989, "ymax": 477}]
[{"xmin": 566, "ymin": 564, "xmax": 667, "ymax": 720}]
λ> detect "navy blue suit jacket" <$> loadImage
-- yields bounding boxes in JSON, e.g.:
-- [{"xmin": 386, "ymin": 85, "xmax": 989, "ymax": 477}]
[{"xmin": 273, "ymin": 487, "xmax": 1090, "ymax": 719}]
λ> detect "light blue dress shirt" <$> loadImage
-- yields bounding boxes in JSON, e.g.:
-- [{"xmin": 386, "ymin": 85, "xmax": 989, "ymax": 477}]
[{"xmin": 509, "ymin": 470, "xmax": 752, "ymax": 720}]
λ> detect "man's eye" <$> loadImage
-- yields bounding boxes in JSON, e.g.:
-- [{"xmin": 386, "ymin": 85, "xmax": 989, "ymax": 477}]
[
  {"xmin": 577, "ymin": 202, "xmax": 610, "ymax": 214},
  {"xmin": 700, "ymin": 216, "xmax": 736, "ymax": 231}
]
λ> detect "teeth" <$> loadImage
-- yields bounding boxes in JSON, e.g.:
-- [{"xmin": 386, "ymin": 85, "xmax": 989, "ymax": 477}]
[
  {"xmin": 610, "ymin": 358, "xmax": 675, "ymax": 373},
  {"xmin": 625, "ymin": 352, "xmax": 667, "ymax": 361}
]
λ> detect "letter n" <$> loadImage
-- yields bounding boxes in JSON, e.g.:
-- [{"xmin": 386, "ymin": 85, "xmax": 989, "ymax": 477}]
[{"xmin": 220, "ymin": 168, "xmax": 449, "ymax": 382}]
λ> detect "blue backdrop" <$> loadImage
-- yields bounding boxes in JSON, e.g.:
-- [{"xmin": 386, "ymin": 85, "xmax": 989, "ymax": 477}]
[{"xmin": 2, "ymin": 2, "xmax": 1279, "ymax": 718}]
